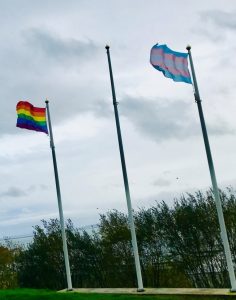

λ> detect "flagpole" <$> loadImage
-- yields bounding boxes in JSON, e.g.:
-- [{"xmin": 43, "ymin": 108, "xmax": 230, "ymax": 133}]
[
  {"xmin": 45, "ymin": 100, "xmax": 73, "ymax": 291},
  {"xmin": 186, "ymin": 46, "xmax": 236, "ymax": 291},
  {"xmin": 105, "ymin": 45, "xmax": 144, "ymax": 292}
]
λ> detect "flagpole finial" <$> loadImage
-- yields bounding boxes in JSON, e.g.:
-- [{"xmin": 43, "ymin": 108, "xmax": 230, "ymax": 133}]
[
  {"xmin": 186, "ymin": 45, "xmax": 191, "ymax": 50},
  {"xmin": 45, "ymin": 99, "xmax": 49, "ymax": 104},
  {"xmin": 105, "ymin": 45, "xmax": 110, "ymax": 50}
]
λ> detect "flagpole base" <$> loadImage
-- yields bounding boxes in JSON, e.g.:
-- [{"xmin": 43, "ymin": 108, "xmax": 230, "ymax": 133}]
[
  {"xmin": 66, "ymin": 288, "xmax": 73, "ymax": 292},
  {"xmin": 137, "ymin": 288, "xmax": 145, "ymax": 292}
]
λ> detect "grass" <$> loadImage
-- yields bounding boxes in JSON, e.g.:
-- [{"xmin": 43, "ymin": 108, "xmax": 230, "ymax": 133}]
[{"xmin": 0, "ymin": 289, "xmax": 234, "ymax": 300}]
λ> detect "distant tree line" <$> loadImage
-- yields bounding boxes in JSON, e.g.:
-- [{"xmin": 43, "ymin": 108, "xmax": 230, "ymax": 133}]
[{"xmin": 1, "ymin": 187, "xmax": 236, "ymax": 289}]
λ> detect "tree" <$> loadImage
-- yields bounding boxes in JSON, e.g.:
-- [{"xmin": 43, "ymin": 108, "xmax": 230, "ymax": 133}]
[
  {"xmin": 66, "ymin": 220, "xmax": 105, "ymax": 287},
  {"xmin": 0, "ymin": 244, "xmax": 18, "ymax": 288},
  {"xmin": 17, "ymin": 219, "xmax": 66, "ymax": 289},
  {"xmin": 15, "ymin": 187, "xmax": 236, "ymax": 289},
  {"xmin": 99, "ymin": 210, "xmax": 135, "ymax": 287},
  {"xmin": 17, "ymin": 219, "xmax": 105, "ymax": 289},
  {"xmin": 156, "ymin": 190, "xmax": 228, "ymax": 287}
]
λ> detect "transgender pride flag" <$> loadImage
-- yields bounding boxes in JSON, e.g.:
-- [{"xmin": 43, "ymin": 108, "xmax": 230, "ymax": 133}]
[{"xmin": 150, "ymin": 44, "xmax": 192, "ymax": 84}]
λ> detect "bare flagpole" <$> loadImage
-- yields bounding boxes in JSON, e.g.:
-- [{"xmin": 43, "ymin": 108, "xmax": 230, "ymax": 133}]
[
  {"xmin": 186, "ymin": 46, "xmax": 236, "ymax": 291},
  {"xmin": 45, "ymin": 100, "xmax": 73, "ymax": 291},
  {"xmin": 105, "ymin": 46, "xmax": 144, "ymax": 292}
]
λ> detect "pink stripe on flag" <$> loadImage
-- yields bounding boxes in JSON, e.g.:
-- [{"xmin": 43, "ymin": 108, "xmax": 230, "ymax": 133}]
[
  {"xmin": 151, "ymin": 61, "xmax": 190, "ymax": 77},
  {"xmin": 150, "ymin": 49, "xmax": 190, "ymax": 77},
  {"xmin": 151, "ymin": 49, "xmax": 188, "ymax": 66}
]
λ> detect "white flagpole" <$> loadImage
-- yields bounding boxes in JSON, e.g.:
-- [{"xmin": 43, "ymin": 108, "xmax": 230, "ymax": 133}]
[
  {"xmin": 45, "ymin": 100, "xmax": 73, "ymax": 291},
  {"xmin": 105, "ymin": 46, "xmax": 144, "ymax": 292},
  {"xmin": 186, "ymin": 46, "xmax": 236, "ymax": 291}
]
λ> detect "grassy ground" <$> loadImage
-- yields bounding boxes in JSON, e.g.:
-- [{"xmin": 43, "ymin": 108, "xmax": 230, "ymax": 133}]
[{"xmin": 0, "ymin": 289, "xmax": 234, "ymax": 300}]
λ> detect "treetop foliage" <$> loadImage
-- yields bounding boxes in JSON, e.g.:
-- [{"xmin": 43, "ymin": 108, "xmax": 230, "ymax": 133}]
[{"xmin": 2, "ymin": 188, "xmax": 236, "ymax": 289}]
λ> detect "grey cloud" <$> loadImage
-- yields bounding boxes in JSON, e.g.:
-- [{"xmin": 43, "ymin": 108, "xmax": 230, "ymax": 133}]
[
  {"xmin": 27, "ymin": 184, "xmax": 49, "ymax": 192},
  {"xmin": 200, "ymin": 10, "xmax": 236, "ymax": 30},
  {"xmin": 196, "ymin": 10, "xmax": 236, "ymax": 43},
  {"xmin": 153, "ymin": 178, "xmax": 171, "ymax": 187},
  {"xmin": 92, "ymin": 99, "xmax": 113, "ymax": 118},
  {"xmin": 27, "ymin": 185, "xmax": 36, "ymax": 192},
  {"xmin": 195, "ymin": 10, "xmax": 236, "ymax": 41},
  {"xmin": 192, "ymin": 27, "xmax": 221, "ymax": 42},
  {"xmin": 0, "ymin": 187, "xmax": 27, "ymax": 198},
  {"xmin": 24, "ymin": 28, "xmax": 100, "ymax": 65},
  {"xmin": 208, "ymin": 120, "xmax": 235, "ymax": 136},
  {"xmin": 38, "ymin": 184, "xmax": 50, "ymax": 191},
  {"xmin": 163, "ymin": 170, "xmax": 171, "ymax": 175},
  {"xmin": 0, "ymin": 184, "xmax": 49, "ymax": 199},
  {"xmin": 0, "ymin": 27, "xmax": 107, "ymax": 136},
  {"xmin": 119, "ymin": 96, "xmax": 234, "ymax": 142},
  {"xmin": 120, "ymin": 96, "xmax": 198, "ymax": 141}
]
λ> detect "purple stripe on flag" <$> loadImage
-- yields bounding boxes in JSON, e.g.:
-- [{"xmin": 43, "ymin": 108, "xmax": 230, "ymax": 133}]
[{"xmin": 17, "ymin": 122, "xmax": 48, "ymax": 134}]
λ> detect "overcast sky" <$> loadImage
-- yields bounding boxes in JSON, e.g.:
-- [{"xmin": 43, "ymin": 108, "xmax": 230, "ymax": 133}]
[{"xmin": 0, "ymin": 0, "xmax": 236, "ymax": 237}]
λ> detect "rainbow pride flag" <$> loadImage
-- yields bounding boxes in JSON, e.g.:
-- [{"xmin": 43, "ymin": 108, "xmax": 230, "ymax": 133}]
[{"xmin": 16, "ymin": 101, "xmax": 48, "ymax": 134}]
